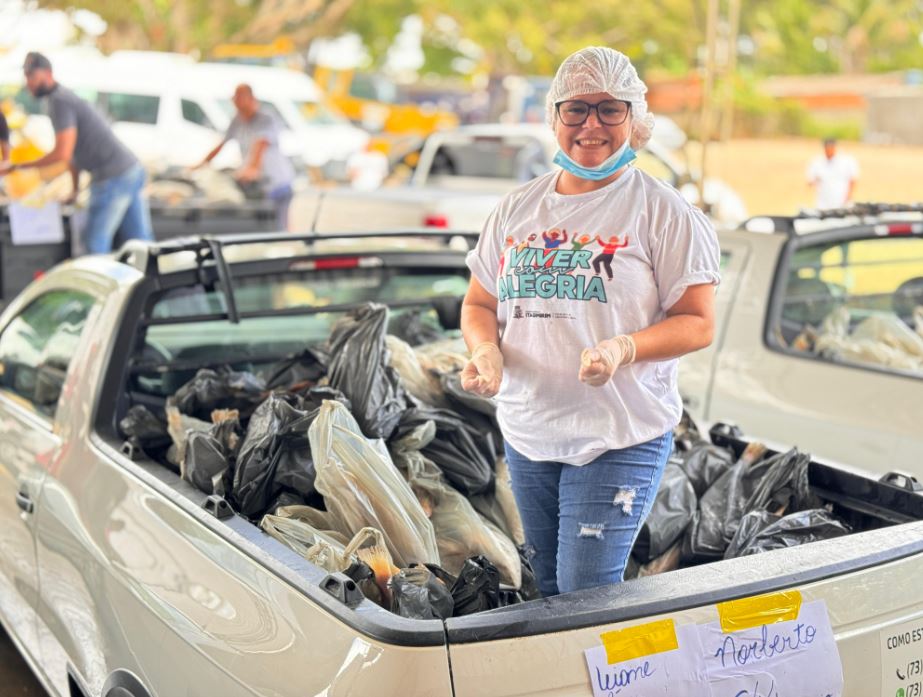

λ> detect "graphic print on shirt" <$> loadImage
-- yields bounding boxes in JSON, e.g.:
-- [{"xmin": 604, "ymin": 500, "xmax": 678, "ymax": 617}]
[
  {"xmin": 497, "ymin": 230, "xmax": 630, "ymax": 304},
  {"xmin": 591, "ymin": 234, "xmax": 630, "ymax": 281}
]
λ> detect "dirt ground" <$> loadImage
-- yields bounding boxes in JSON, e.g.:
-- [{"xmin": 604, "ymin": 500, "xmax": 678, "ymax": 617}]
[{"xmin": 682, "ymin": 137, "xmax": 923, "ymax": 216}]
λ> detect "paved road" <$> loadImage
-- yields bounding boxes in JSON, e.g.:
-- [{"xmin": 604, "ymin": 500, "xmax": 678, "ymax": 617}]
[{"xmin": 0, "ymin": 627, "xmax": 49, "ymax": 696}]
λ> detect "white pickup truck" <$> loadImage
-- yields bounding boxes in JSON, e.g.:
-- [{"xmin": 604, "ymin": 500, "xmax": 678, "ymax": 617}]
[
  {"xmin": 295, "ymin": 123, "xmax": 747, "ymax": 233},
  {"xmin": 679, "ymin": 204, "xmax": 923, "ymax": 478},
  {"xmin": 0, "ymin": 231, "xmax": 921, "ymax": 697}
]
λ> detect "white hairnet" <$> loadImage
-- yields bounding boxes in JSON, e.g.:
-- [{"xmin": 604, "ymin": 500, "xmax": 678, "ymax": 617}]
[{"xmin": 546, "ymin": 46, "xmax": 655, "ymax": 150}]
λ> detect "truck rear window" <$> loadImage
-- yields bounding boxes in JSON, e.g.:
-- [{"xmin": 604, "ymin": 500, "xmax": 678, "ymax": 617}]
[{"xmin": 134, "ymin": 266, "xmax": 468, "ymax": 397}]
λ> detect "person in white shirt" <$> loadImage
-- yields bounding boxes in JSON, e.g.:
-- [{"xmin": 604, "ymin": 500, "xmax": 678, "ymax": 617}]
[
  {"xmin": 460, "ymin": 46, "xmax": 720, "ymax": 596},
  {"xmin": 806, "ymin": 138, "xmax": 859, "ymax": 210}
]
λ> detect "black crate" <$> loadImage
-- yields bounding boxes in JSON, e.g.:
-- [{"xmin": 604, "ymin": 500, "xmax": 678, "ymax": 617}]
[
  {"xmin": 150, "ymin": 203, "xmax": 277, "ymax": 240},
  {"xmin": 0, "ymin": 211, "xmax": 72, "ymax": 301}
]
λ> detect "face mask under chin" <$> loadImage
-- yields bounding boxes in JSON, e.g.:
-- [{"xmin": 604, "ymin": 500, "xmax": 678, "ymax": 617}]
[{"xmin": 553, "ymin": 138, "xmax": 637, "ymax": 181}]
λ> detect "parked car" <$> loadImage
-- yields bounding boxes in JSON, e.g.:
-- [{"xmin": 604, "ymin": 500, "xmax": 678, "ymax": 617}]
[
  {"xmin": 0, "ymin": 231, "xmax": 920, "ymax": 697},
  {"xmin": 679, "ymin": 203, "xmax": 923, "ymax": 476},
  {"xmin": 297, "ymin": 122, "xmax": 747, "ymax": 234}
]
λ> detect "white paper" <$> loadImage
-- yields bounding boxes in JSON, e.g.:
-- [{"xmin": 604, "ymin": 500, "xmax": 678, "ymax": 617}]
[
  {"xmin": 695, "ymin": 600, "xmax": 843, "ymax": 697},
  {"xmin": 879, "ymin": 617, "xmax": 923, "ymax": 697},
  {"xmin": 9, "ymin": 201, "xmax": 65, "ymax": 245},
  {"xmin": 584, "ymin": 623, "xmax": 710, "ymax": 697}
]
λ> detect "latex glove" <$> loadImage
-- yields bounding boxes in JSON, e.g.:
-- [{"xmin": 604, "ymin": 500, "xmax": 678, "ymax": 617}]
[
  {"xmin": 460, "ymin": 342, "xmax": 503, "ymax": 397},
  {"xmin": 578, "ymin": 335, "xmax": 636, "ymax": 387}
]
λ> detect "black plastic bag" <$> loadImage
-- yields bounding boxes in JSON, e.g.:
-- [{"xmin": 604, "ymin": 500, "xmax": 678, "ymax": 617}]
[
  {"xmin": 388, "ymin": 309, "xmax": 446, "ymax": 347},
  {"xmin": 232, "ymin": 394, "xmax": 319, "ymax": 518},
  {"xmin": 517, "ymin": 544, "xmax": 542, "ymax": 601},
  {"xmin": 672, "ymin": 410, "xmax": 703, "ymax": 451},
  {"xmin": 119, "ymin": 405, "xmax": 171, "ymax": 453},
  {"xmin": 672, "ymin": 443, "xmax": 735, "ymax": 498},
  {"xmin": 184, "ymin": 431, "xmax": 230, "ymax": 495},
  {"xmin": 391, "ymin": 566, "xmax": 455, "ymax": 620},
  {"xmin": 173, "ymin": 366, "xmax": 266, "ymax": 420},
  {"xmin": 327, "ymin": 304, "xmax": 408, "ymax": 440},
  {"xmin": 683, "ymin": 444, "xmax": 773, "ymax": 560},
  {"xmin": 730, "ymin": 509, "xmax": 850, "ymax": 558},
  {"xmin": 396, "ymin": 407, "xmax": 495, "ymax": 496},
  {"xmin": 744, "ymin": 448, "xmax": 820, "ymax": 515},
  {"xmin": 298, "ymin": 386, "xmax": 352, "ymax": 414},
  {"xmin": 263, "ymin": 347, "xmax": 329, "ymax": 391},
  {"xmin": 633, "ymin": 463, "xmax": 697, "ymax": 562},
  {"xmin": 724, "ymin": 510, "xmax": 780, "ymax": 559},
  {"xmin": 450, "ymin": 555, "xmax": 500, "ymax": 616},
  {"xmin": 440, "ymin": 373, "xmax": 503, "ymax": 456}
]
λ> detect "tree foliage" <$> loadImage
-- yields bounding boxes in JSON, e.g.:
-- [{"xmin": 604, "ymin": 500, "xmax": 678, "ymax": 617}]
[{"xmin": 34, "ymin": 0, "xmax": 923, "ymax": 76}]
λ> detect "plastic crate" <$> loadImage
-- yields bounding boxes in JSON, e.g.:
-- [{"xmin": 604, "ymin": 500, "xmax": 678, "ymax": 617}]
[
  {"xmin": 150, "ymin": 202, "xmax": 278, "ymax": 240},
  {"xmin": 0, "ymin": 210, "xmax": 72, "ymax": 301}
]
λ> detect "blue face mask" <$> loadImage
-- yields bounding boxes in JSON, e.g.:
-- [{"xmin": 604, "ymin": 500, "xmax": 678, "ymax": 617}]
[{"xmin": 552, "ymin": 138, "xmax": 636, "ymax": 181}]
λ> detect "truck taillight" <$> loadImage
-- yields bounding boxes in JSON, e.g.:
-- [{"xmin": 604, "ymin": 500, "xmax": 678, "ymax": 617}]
[
  {"xmin": 876, "ymin": 223, "xmax": 923, "ymax": 236},
  {"xmin": 424, "ymin": 214, "xmax": 449, "ymax": 228}
]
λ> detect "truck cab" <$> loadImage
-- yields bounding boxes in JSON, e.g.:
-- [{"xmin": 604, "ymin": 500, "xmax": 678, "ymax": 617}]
[{"xmin": 679, "ymin": 204, "xmax": 923, "ymax": 477}]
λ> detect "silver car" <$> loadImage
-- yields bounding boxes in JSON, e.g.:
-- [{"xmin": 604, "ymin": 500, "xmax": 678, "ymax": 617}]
[{"xmin": 1, "ymin": 232, "xmax": 922, "ymax": 697}]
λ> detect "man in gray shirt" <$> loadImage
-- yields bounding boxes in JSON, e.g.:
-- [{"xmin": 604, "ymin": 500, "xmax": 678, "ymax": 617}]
[
  {"xmin": 0, "ymin": 52, "xmax": 153, "ymax": 253},
  {"xmin": 196, "ymin": 84, "xmax": 296, "ymax": 231}
]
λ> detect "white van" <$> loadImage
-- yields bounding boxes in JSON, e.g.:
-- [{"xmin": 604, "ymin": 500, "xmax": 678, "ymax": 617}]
[{"xmin": 6, "ymin": 50, "xmax": 368, "ymax": 175}]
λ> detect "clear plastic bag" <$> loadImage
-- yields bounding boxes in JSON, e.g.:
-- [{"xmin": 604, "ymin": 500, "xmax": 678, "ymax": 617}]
[
  {"xmin": 310, "ymin": 400, "xmax": 440, "ymax": 568},
  {"xmin": 389, "ymin": 421, "xmax": 520, "ymax": 586},
  {"xmin": 470, "ymin": 456, "xmax": 525, "ymax": 546},
  {"xmin": 386, "ymin": 335, "xmax": 448, "ymax": 408}
]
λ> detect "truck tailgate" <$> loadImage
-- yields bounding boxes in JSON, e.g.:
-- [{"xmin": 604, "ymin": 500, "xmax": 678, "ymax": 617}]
[{"xmin": 446, "ymin": 522, "xmax": 923, "ymax": 696}]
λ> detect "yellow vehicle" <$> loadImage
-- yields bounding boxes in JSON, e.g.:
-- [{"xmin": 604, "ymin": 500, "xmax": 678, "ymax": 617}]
[{"xmin": 313, "ymin": 66, "xmax": 458, "ymax": 142}]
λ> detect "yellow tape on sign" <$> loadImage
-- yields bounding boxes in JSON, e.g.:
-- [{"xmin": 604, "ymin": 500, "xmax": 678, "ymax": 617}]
[
  {"xmin": 717, "ymin": 590, "xmax": 803, "ymax": 633},
  {"xmin": 600, "ymin": 619, "xmax": 678, "ymax": 665}
]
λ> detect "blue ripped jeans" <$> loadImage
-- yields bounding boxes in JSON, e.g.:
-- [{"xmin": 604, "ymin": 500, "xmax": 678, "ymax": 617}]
[{"xmin": 504, "ymin": 432, "xmax": 672, "ymax": 597}]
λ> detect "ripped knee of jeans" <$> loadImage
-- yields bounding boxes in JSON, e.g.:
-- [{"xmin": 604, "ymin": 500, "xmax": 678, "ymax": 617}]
[
  {"xmin": 578, "ymin": 523, "xmax": 605, "ymax": 540},
  {"xmin": 613, "ymin": 487, "xmax": 637, "ymax": 516}
]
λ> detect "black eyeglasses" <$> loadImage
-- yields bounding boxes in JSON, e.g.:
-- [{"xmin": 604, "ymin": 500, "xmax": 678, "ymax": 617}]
[{"xmin": 555, "ymin": 99, "xmax": 631, "ymax": 126}]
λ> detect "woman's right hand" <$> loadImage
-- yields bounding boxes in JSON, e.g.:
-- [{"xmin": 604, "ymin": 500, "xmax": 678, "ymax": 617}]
[{"xmin": 460, "ymin": 342, "xmax": 503, "ymax": 397}]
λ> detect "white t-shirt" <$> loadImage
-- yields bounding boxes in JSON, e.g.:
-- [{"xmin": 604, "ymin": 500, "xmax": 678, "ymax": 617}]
[
  {"xmin": 466, "ymin": 167, "xmax": 721, "ymax": 465},
  {"xmin": 806, "ymin": 154, "xmax": 858, "ymax": 209}
]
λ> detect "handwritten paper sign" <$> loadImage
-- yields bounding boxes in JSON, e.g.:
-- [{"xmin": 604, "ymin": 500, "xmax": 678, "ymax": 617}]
[
  {"xmin": 9, "ymin": 201, "xmax": 65, "ymax": 245},
  {"xmin": 696, "ymin": 595, "xmax": 843, "ymax": 697},
  {"xmin": 584, "ymin": 619, "xmax": 709, "ymax": 696}
]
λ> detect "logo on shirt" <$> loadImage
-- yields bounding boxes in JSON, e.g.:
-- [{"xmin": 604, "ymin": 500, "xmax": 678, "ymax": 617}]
[{"xmin": 497, "ymin": 229, "xmax": 630, "ymax": 305}]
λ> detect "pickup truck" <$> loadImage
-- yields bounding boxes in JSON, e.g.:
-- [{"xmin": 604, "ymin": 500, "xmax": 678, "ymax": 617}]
[
  {"xmin": 0, "ymin": 231, "xmax": 921, "ymax": 697},
  {"xmin": 679, "ymin": 203, "xmax": 923, "ymax": 477},
  {"xmin": 294, "ymin": 123, "xmax": 748, "ymax": 233}
]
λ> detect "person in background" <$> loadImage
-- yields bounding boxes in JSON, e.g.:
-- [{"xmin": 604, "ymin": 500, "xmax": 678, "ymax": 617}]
[
  {"xmin": 0, "ymin": 52, "xmax": 152, "ymax": 253},
  {"xmin": 460, "ymin": 46, "xmax": 720, "ymax": 597},
  {"xmin": 346, "ymin": 140, "xmax": 389, "ymax": 191},
  {"xmin": 195, "ymin": 84, "xmax": 295, "ymax": 231},
  {"xmin": 0, "ymin": 110, "xmax": 9, "ymax": 162},
  {"xmin": 806, "ymin": 137, "xmax": 859, "ymax": 210}
]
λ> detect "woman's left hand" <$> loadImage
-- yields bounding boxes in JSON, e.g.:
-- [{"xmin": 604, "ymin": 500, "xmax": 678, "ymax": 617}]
[{"xmin": 578, "ymin": 335, "xmax": 636, "ymax": 386}]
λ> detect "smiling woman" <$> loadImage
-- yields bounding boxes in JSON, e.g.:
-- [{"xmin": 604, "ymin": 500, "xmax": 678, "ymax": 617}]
[{"xmin": 460, "ymin": 46, "xmax": 721, "ymax": 598}]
